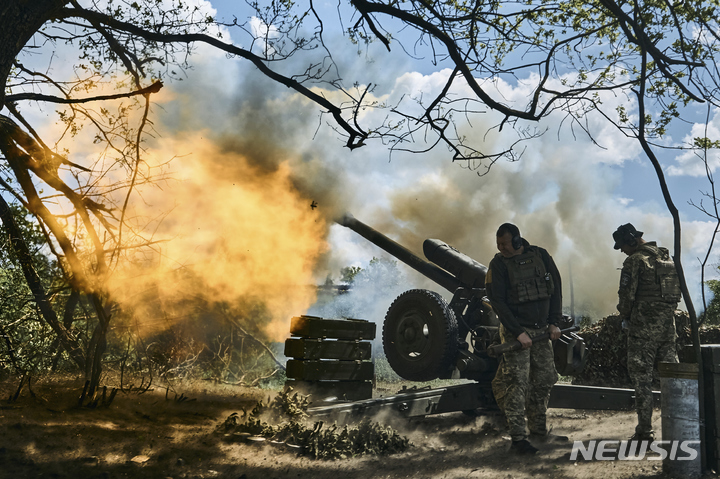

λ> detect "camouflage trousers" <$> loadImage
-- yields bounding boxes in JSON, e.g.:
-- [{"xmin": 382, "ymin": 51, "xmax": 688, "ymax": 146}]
[
  {"xmin": 492, "ymin": 325, "xmax": 558, "ymax": 441},
  {"xmin": 627, "ymin": 302, "xmax": 678, "ymax": 435}
]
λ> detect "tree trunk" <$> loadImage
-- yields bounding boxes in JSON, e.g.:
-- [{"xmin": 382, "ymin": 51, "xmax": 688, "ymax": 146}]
[
  {"xmin": 634, "ymin": 54, "xmax": 705, "ymax": 470},
  {"xmin": 85, "ymin": 293, "xmax": 112, "ymax": 399},
  {"xmin": 0, "ymin": 0, "xmax": 68, "ymax": 108}
]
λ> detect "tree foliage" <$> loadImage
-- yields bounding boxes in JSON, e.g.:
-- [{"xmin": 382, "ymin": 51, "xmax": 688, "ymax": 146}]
[
  {"xmin": 703, "ymin": 277, "xmax": 720, "ymax": 326},
  {"xmin": 0, "ymin": 201, "xmax": 83, "ymax": 377},
  {"xmin": 198, "ymin": 0, "xmax": 720, "ymax": 170}
]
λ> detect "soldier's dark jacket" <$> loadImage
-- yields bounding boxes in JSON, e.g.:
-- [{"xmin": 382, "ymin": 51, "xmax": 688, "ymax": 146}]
[
  {"xmin": 485, "ymin": 239, "xmax": 563, "ymax": 338},
  {"xmin": 617, "ymin": 242, "xmax": 681, "ymax": 319}
]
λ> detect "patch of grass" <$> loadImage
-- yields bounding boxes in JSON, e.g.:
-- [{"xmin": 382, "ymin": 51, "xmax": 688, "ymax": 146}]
[{"xmin": 217, "ymin": 387, "xmax": 410, "ymax": 459}]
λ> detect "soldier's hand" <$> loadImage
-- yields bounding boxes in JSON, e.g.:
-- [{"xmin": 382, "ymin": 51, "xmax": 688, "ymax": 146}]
[
  {"xmin": 548, "ymin": 324, "xmax": 561, "ymax": 341},
  {"xmin": 517, "ymin": 332, "xmax": 532, "ymax": 349}
]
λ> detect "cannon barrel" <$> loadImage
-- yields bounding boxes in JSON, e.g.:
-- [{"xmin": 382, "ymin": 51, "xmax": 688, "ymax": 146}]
[
  {"xmin": 423, "ymin": 239, "xmax": 487, "ymax": 288},
  {"xmin": 338, "ymin": 214, "xmax": 461, "ymax": 292}
]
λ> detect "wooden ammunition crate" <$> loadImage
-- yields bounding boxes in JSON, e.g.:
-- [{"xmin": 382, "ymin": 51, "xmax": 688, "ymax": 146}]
[
  {"xmin": 284, "ymin": 338, "xmax": 372, "ymax": 360},
  {"xmin": 290, "ymin": 315, "xmax": 376, "ymax": 340},
  {"xmin": 285, "ymin": 316, "xmax": 375, "ymax": 401},
  {"xmin": 286, "ymin": 359, "xmax": 374, "ymax": 381}
]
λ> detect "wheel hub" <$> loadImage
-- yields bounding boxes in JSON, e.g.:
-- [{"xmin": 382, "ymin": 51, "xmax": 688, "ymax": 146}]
[{"xmin": 396, "ymin": 311, "xmax": 431, "ymax": 359}]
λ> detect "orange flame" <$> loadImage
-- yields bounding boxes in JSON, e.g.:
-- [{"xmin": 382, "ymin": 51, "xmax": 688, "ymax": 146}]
[{"xmin": 105, "ymin": 133, "xmax": 327, "ymax": 341}]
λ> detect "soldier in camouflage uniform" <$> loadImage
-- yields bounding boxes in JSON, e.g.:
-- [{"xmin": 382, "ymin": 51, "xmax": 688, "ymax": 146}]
[
  {"xmin": 613, "ymin": 223, "xmax": 681, "ymax": 442},
  {"xmin": 486, "ymin": 223, "xmax": 565, "ymax": 455}
]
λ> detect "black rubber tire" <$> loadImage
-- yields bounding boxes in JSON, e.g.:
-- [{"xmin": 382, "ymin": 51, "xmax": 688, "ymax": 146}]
[{"xmin": 382, "ymin": 289, "xmax": 459, "ymax": 381}]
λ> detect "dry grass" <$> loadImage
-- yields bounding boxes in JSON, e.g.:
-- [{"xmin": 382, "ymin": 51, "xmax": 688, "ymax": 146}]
[{"xmin": 0, "ymin": 376, "xmax": 714, "ymax": 479}]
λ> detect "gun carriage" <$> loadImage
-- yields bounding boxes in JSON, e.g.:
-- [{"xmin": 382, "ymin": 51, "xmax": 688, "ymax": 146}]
[{"xmin": 305, "ymin": 215, "xmax": 657, "ymax": 419}]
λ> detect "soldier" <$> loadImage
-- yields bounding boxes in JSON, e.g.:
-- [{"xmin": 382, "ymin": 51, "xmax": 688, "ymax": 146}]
[
  {"xmin": 613, "ymin": 223, "xmax": 681, "ymax": 442},
  {"xmin": 486, "ymin": 223, "xmax": 566, "ymax": 455}
]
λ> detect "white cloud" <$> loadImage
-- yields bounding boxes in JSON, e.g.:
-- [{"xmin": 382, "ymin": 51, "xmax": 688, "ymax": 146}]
[
  {"xmin": 668, "ymin": 108, "xmax": 720, "ymax": 177},
  {"xmin": 248, "ymin": 16, "xmax": 281, "ymax": 57}
]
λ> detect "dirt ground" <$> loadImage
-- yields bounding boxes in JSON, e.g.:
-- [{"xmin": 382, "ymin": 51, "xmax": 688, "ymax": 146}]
[{"xmin": 0, "ymin": 378, "xmax": 717, "ymax": 479}]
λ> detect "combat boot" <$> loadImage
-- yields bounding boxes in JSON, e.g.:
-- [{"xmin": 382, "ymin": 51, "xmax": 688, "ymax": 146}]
[
  {"xmin": 510, "ymin": 439, "xmax": 539, "ymax": 455},
  {"xmin": 629, "ymin": 430, "xmax": 655, "ymax": 442}
]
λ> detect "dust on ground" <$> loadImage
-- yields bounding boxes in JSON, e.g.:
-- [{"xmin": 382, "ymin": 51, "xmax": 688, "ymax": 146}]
[{"xmin": 0, "ymin": 378, "xmax": 715, "ymax": 479}]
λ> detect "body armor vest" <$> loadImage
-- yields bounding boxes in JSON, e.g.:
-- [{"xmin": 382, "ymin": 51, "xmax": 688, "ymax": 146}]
[
  {"xmin": 501, "ymin": 247, "xmax": 554, "ymax": 305},
  {"xmin": 635, "ymin": 246, "xmax": 682, "ymax": 303}
]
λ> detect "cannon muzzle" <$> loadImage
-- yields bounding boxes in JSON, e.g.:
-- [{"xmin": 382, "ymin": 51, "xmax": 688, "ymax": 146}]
[{"xmin": 338, "ymin": 214, "xmax": 462, "ymax": 292}]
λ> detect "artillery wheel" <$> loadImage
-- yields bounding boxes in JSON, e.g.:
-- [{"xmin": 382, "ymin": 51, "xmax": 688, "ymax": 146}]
[{"xmin": 382, "ymin": 289, "xmax": 459, "ymax": 381}]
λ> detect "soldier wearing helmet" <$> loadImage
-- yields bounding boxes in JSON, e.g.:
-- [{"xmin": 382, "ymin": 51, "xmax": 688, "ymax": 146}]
[
  {"xmin": 486, "ymin": 223, "xmax": 566, "ymax": 455},
  {"xmin": 613, "ymin": 223, "xmax": 681, "ymax": 442}
]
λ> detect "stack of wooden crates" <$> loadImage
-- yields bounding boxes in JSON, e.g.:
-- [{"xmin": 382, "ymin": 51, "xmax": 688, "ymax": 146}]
[{"xmin": 284, "ymin": 315, "xmax": 375, "ymax": 401}]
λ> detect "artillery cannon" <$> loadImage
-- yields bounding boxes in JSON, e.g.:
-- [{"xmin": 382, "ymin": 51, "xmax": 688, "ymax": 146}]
[
  {"xmin": 337, "ymin": 214, "xmax": 586, "ymax": 384},
  {"xmin": 305, "ymin": 215, "xmax": 658, "ymax": 419}
]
